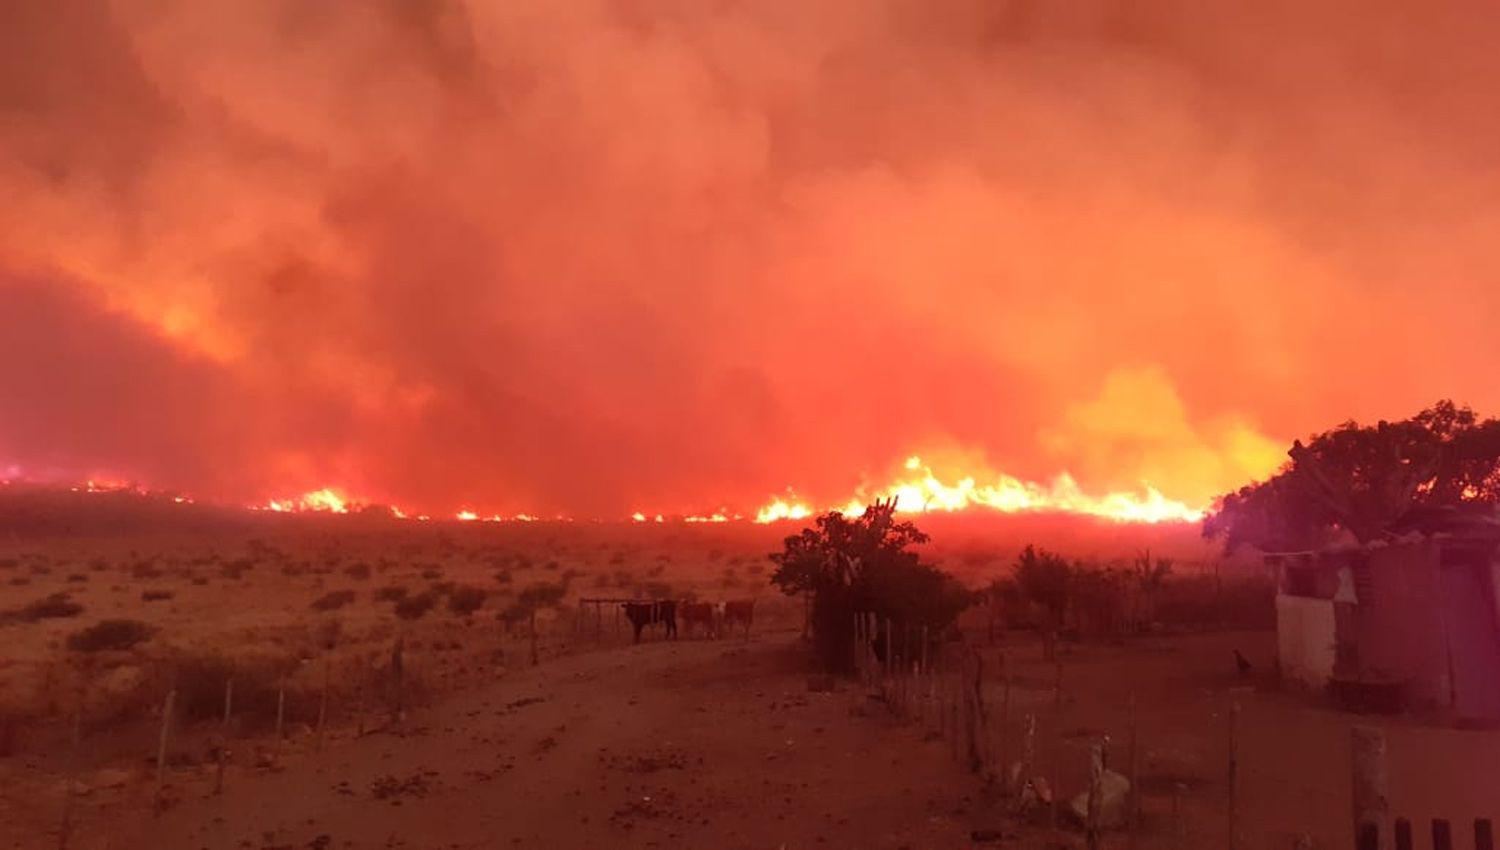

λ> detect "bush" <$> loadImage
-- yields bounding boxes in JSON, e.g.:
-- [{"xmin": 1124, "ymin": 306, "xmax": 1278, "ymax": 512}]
[
  {"xmin": 374, "ymin": 584, "xmax": 409, "ymax": 603},
  {"xmin": 345, "ymin": 562, "xmax": 372, "ymax": 580},
  {"xmin": 447, "ymin": 585, "xmax": 487, "ymax": 616},
  {"xmin": 311, "ymin": 590, "xmax": 356, "ymax": 611},
  {"xmin": 140, "ymin": 590, "xmax": 174, "ymax": 602},
  {"xmin": 10, "ymin": 592, "xmax": 85, "ymax": 621},
  {"xmin": 67, "ymin": 619, "xmax": 154, "ymax": 652},
  {"xmin": 66, "ymin": 573, "xmax": 88, "ymax": 583},
  {"xmin": 394, "ymin": 592, "xmax": 436, "ymax": 621},
  {"xmin": 130, "ymin": 561, "xmax": 163, "ymax": 579}
]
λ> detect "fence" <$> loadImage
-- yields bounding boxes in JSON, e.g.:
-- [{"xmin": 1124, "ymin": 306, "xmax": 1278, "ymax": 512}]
[
  {"xmin": 1353, "ymin": 725, "xmax": 1496, "ymax": 850},
  {"xmin": 849, "ymin": 613, "xmax": 1156, "ymax": 848}
]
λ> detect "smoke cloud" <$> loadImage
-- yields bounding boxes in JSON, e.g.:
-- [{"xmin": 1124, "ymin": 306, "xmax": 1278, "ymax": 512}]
[{"xmin": 3, "ymin": 1, "xmax": 1498, "ymax": 515}]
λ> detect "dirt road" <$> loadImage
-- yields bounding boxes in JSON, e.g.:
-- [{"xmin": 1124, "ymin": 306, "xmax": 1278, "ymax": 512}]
[{"xmin": 101, "ymin": 635, "xmax": 979, "ymax": 850}]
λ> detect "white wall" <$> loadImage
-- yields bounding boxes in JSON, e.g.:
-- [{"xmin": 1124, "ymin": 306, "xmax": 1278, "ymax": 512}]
[{"xmin": 1277, "ymin": 594, "xmax": 1337, "ymax": 689}]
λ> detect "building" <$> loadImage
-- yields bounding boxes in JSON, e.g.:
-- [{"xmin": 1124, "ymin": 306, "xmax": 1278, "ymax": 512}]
[{"xmin": 1269, "ymin": 509, "xmax": 1500, "ymax": 719}]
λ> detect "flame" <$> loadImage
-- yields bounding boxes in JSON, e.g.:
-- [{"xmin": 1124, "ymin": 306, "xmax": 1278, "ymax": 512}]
[
  {"xmin": 456, "ymin": 510, "xmax": 480, "ymax": 521},
  {"xmin": 752, "ymin": 456, "xmax": 1203, "ymax": 524},
  {"xmin": 263, "ymin": 487, "xmax": 352, "ymax": 514}
]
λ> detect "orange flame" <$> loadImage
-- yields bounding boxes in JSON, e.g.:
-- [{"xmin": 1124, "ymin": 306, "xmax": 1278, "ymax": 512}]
[{"xmin": 753, "ymin": 455, "xmax": 1203, "ymax": 524}]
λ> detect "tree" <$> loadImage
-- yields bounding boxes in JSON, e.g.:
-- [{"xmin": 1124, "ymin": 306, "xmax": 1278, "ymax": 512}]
[
  {"xmin": 1131, "ymin": 549, "xmax": 1173, "ymax": 631},
  {"xmin": 1012, "ymin": 545, "xmax": 1072, "ymax": 658},
  {"xmin": 769, "ymin": 499, "xmax": 970, "ymax": 673},
  {"xmin": 1205, "ymin": 400, "xmax": 1500, "ymax": 552}
]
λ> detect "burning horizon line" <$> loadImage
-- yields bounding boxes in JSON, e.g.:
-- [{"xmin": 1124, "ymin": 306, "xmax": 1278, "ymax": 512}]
[{"xmin": 2, "ymin": 455, "xmax": 1207, "ymax": 526}]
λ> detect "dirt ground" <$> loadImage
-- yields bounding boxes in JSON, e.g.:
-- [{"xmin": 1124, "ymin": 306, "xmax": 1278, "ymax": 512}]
[{"xmin": 4, "ymin": 521, "xmax": 1498, "ymax": 849}]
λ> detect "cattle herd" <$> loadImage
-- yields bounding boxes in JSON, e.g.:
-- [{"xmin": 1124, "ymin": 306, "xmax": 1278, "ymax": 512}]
[{"xmin": 621, "ymin": 598, "xmax": 755, "ymax": 642}]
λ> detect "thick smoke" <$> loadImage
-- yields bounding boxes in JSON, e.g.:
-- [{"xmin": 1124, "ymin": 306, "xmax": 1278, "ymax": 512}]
[{"xmin": 2, "ymin": 1, "xmax": 1498, "ymax": 515}]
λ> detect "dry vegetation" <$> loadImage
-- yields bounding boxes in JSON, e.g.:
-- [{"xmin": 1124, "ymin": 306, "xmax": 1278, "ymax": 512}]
[{"xmin": 0, "ymin": 512, "xmax": 1311, "ymax": 848}]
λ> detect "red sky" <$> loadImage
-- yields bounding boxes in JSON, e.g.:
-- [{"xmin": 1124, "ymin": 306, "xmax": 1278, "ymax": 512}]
[{"xmin": 2, "ymin": 1, "xmax": 1499, "ymax": 517}]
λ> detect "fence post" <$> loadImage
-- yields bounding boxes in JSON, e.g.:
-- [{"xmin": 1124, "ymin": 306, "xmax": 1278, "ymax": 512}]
[
  {"xmin": 391, "ymin": 636, "xmax": 405, "ymax": 726},
  {"xmin": 999, "ymin": 656, "xmax": 1011, "ymax": 790},
  {"xmin": 1351, "ymin": 726, "xmax": 1389, "ymax": 850},
  {"xmin": 59, "ymin": 705, "xmax": 80, "ymax": 849},
  {"xmin": 1086, "ymin": 740, "xmax": 1105, "ymax": 850},
  {"xmin": 316, "ymin": 656, "xmax": 330, "ymax": 751},
  {"xmin": 1128, "ymin": 690, "xmax": 1141, "ymax": 841},
  {"xmin": 1228, "ymin": 701, "xmax": 1241, "ymax": 850},
  {"xmin": 155, "ymin": 689, "xmax": 175, "ymax": 813}
]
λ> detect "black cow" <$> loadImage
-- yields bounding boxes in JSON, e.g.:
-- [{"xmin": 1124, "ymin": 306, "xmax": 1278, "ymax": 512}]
[{"xmin": 622, "ymin": 600, "xmax": 677, "ymax": 642}]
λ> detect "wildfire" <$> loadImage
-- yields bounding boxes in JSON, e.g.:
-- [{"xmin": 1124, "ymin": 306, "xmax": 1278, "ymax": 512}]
[
  {"xmin": 10, "ymin": 452, "xmax": 1207, "ymax": 527},
  {"xmin": 263, "ymin": 487, "xmax": 352, "ymax": 514},
  {"xmin": 751, "ymin": 456, "xmax": 1203, "ymax": 525}
]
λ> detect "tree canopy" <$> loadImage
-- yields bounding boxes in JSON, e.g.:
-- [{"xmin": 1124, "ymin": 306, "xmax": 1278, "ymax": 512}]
[
  {"xmin": 769, "ymin": 499, "xmax": 970, "ymax": 671},
  {"xmin": 1205, "ymin": 400, "xmax": 1500, "ymax": 552}
]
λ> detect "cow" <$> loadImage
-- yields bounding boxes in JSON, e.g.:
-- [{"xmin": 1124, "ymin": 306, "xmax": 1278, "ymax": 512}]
[
  {"xmin": 679, "ymin": 601, "xmax": 718, "ymax": 639},
  {"xmin": 722, "ymin": 599, "xmax": 755, "ymax": 639},
  {"xmin": 622, "ymin": 600, "xmax": 677, "ymax": 642}
]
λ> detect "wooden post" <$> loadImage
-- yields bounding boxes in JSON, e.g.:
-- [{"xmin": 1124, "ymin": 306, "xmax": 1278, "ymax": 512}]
[
  {"xmin": 970, "ymin": 649, "xmax": 987, "ymax": 774},
  {"xmin": 1000, "ymin": 661, "xmax": 1012, "ymax": 792},
  {"xmin": 222, "ymin": 678, "xmax": 233, "ymax": 727},
  {"xmin": 1054, "ymin": 659, "xmax": 1063, "ymax": 711},
  {"xmin": 1350, "ymin": 726, "xmax": 1389, "ymax": 850},
  {"xmin": 316, "ymin": 656, "xmax": 330, "ymax": 751},
  {"xmin": 1020, "ymin": 712, "xmax": 1036, "ymax": 798},
  {"xmin": 530, "ymin": 610, "xmax": 539, "ymax": 666},
  {"xmin": 882, "ymin": 618, "xmax": 892, "ymax": 682},
  {"xmin": 1228, "ymin": 701, "xmax": 1241, "ymax": 850},
  {"xmin": 355, "ymin": 659, "xmax": 367, "ymax": 738},
  {"xmin": 1128, "ymin": 690, "xmax": 1141, "ymax": 841},
  {"xmin": 391, "ymin": 637, "xmax": 405, "ymax": 726},
  {"xmin": 274, "ymin": 680, "xmax": 286, "ymax": 745},
  {"xmin": 58, "ymin": 707, "xmax": 80, "ymax": 849},
  {"xmin": 155, "ymin": 689, "xmax": 175, "ymax": 813},
  {"xmin": 1086, "ymin": 740, "xmax": 1105, "ymax": 850}
]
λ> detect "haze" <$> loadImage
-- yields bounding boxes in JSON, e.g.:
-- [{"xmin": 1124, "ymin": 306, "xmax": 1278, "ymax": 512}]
[{"xmin": 3, "ymin": 0, "xmax": 1498, "ymax": 517}]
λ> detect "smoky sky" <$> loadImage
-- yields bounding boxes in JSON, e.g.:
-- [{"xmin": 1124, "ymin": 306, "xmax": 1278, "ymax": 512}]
[{"xmin": 3, "ymin": 0, "xmax": 1499, "ymax": 515}]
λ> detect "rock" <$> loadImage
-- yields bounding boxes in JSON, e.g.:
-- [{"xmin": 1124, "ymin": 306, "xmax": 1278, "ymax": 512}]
[{"xmin": 1067, "ymin": 769, "xmax": 1131, "ymax": 829}]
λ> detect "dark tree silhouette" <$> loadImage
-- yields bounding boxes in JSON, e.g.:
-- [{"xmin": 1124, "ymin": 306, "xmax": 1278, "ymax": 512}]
[
  {"xmin": 769, "ymin": 499, "xmax": 970, "ymax": 673},
  {"xmin": 1012, "ymin": 544, "xmax": 1072, "ymax": 658},
  {"xmin": 1205, "ymin": 400, "xmax": 1500, "ymax": 552}
]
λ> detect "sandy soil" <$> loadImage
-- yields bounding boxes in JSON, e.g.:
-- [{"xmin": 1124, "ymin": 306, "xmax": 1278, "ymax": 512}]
[{"xmin": 5, "ymin": 522, "xmax": 1496, "ymax": 850}]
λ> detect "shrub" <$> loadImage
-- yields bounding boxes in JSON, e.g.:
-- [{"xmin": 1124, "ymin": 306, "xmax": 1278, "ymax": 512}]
[
  {"xmin": 166, "ymin": 652, "xmax": 303, "ymax": 728},
  {"xmin": 420, "ymin": 568, "xmax": 443, "ymax": 581},
  {"xmin": 140, "ymin": 590, "xmax": 174, "ymax": 602},
  {"xmin": 345, "ymin": 563, "xmax": 372, "ymax": 580},
  {"xmin": 639, "ymin": 581, "xmax": 673, "ymax": 600},
  {"xmin": 67, "ymin": 619, "xmax": 154, "ymax": 652},
  {"xmin": 66, "ymin": 573, "xmax": 88, "ymax": 583},
  {"xmin": 311, "ymin": 590, "xmax": 356, "ymax": 611},
  {"xmin": 374, "ymin": 584, "xmax": 409, "ymax": 603},
  {"xmin": 394, "ymin": 592, "xmax": 436, "ymax": 621},
  {"xmin": 447, "ymin": 585, "xmax": 487, "ymax": 616},
  {"xmin": 130, "ymin": 561, "xmax": 162, "ymax": 579},
  {"xmin": 12, "ymin": 592, "xmax": 85, "ymax": 621}
]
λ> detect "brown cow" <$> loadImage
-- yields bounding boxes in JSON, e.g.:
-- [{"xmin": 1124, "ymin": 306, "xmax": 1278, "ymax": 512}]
[
  {"xmin": 680, "ymin": 601, "xmax": 718, "ymax": 639},
  {"xmin": 722, "ymin": 599, "xmax": 754, "ymax": 639}
]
